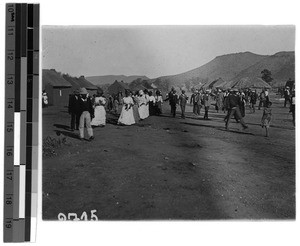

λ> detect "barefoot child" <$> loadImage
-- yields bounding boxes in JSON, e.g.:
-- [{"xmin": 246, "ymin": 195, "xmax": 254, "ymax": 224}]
[{"xmin": 261, "ymin": 101, "xmax": 272, "ymax": 137}]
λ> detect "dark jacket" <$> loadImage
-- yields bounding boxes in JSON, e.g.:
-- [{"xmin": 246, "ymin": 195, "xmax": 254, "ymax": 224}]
[
  {"xmin": 68, "ymin": 94, "xmax": 80, "ymax": 114},
  {"xmin": 250, "ymin": 92, "xmax": 258, "ymax": 104},
  {"xmin": 78, "ymin": 96, "xmax": 94, "ymax": 116},
  {"xmin": 227, "ymin": 94, "xmax": 241, "ymax": 109},
  {"xmin": 167, "ymin": 92, "xmax": 178, "ymax": 105}
]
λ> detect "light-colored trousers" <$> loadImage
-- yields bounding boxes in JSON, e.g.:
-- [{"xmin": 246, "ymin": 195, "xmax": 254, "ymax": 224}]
[{"xmin": 79, "ymin": 111, "xmax": 93, "ymax": 139}]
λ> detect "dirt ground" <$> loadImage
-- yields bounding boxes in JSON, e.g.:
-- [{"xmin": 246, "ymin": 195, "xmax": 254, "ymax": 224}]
[{"xmin": 42, "ymin": 93, "xmax": 295, "ymax": 220}]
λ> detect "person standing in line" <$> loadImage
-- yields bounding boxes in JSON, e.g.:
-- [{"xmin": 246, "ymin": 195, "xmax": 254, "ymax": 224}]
[
  {"xmin": 107, "ymin": 94, "xmax": 114, "ymax": 112},
  {"xmin": 258, "ymin": 89, "xmax": 266, "ymax": 110},
  {"xmin": 68, "ymin": 89, "xmax": 81, "ymax": 131},
  {"xmin": 42, "ymin": 90, "xmax": 48, "ymax": 108},
  {"xmin": 261, "ymin": 101, "xmax": 272, "ymax": 137},
  {"xmin": 166, "ymin": 87, "xmax": 178, "ymax": 117},
  {"xmin": 190, "ymin": 89, "xmax": 200, "ymax": 115},
  {"xmin": 154, "ymin": 90, "xmax": 163, "ymax": 115},
  {"xmin": 118, "ymin": 90, "xmax": 136, "ymax": 126},
  {"xmin": 225, "ymin": 88, "xmax": 248, "ymax": 130},
  {"xmin": 202, "ymin": 90, "xmax": 212, "ymax": 120},
  {"xmin": 78, "ymin": 87, "xmax": 94, "ymax": 141},
  {"xmin": 215, "ymin": 88, "xmax": 224, "ymax": 113},
  {"xmin": 132, "ymin": 91, "xmax": 140, "ymax": 123},
  {"xmin": 249, "ymin": 90, "xmax": 258, "ymax": 113},
  {"xmin": 112, "ymin": 94, "xmax": 119, "ymax": 114},
  {"xmin": 144, "ymin": 89, "xmax": 150, "ymax": 118},
  {"xmin": 138, "ymin": 90, "xmax": 148, "ymax": 120},
  {"xmin": 148, "ymin": 91, "xmax": 156, "ymax": 116},
  {"xmin": 284, "ymin": 86, "xmax": 291, "ymax": 108},
  {"xmin": 290, "ymin": 89, "xmax": 295, "ymax": 126},
  {"xmin": 239, "ymin": 91, "xmax": 246, "ymax": 118},
  {"xmin": 222, "ymin": 89, "xmax": 230, "ymax": 113},
  {"xmin": 179, "ymin": 90, "xmax": 189, "ymax": 119},
  {"xmin": 91, "ymin": 89, "xmax": 107, "ymax": 127}
]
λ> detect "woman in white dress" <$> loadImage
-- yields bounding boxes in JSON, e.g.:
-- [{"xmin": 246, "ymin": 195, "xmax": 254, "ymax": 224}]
[
  {"xmin": 91, "ymin": 90, "xmax": 106, "ymax": 127},
  {"xmin": 144, "ymin": 89, "xmax": 150, "ymax": 118},
  {"xmin": 138, "ymin": 90, "xmax": 149, "ymax": 120},
  {"xmin": 118, "ymin": 90, "xmax": 135, "ymax": 125}
]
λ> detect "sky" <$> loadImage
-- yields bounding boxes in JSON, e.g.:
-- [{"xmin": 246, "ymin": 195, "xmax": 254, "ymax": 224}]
[{"xmin": 42, "ymin": 26, "xmax": 295, "ymax": 79}]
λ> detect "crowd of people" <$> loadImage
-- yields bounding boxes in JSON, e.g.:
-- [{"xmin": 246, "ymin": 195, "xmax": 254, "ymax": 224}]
[
  {"xmin": 67, "ymin": 87, "xmax": 166, "ymax": 140},
  {"xmin": 163, "ymin": 85, "xmax": 295, "ymax": 137},
  {"xmin": 59, "ymin": 83, "xmax": 295, "ymax": 140}
]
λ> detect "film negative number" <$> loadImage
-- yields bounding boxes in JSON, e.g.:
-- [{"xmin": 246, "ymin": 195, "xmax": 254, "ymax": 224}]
[{"xmin": 58, "ymin": 210, "xmax": 98, "ymax": 221}]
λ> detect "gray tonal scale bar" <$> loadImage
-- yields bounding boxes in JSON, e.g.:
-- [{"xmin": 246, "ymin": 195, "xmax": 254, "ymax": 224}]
[{"xmin": 4, "ymin": 3, "xmax": 39, "ymax": 243}]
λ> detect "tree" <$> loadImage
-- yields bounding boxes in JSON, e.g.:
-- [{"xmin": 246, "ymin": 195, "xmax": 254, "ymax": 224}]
[{"xmin": 261, "ymin": 69, "xmax": 273, "ymax": 84}]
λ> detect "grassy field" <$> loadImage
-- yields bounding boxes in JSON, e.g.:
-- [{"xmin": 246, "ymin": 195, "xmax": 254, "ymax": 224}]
[{"xmin": 42, "ymin": 93, "xmax": 295, "ymax": 220}]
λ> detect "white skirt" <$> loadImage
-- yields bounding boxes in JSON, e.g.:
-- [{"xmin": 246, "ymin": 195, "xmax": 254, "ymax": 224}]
[
  {"xmin": 118, "ymin": 106, "xmax": 135, "ymax": 125},
  {"xmin": 91, "ymin": 105, "xmax": 106, "ymax": 126},
  {"xmin": 138, "ymin": 104, "xmax": 149, "ymax": 119}
]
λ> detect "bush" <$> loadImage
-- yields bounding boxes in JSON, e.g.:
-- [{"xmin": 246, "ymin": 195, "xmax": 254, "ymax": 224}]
[{"xmin": 43, "ymin": 136, "xmax": 68, "ymax": 158}]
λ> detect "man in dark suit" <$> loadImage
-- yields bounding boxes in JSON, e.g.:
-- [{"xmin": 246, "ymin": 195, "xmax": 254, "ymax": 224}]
[
  {"xmin": 68, "ymin": 89, "xmax": 81, "ymax": 131},
  {"xmin": 190, "ymin": 89, "xmax": 201, "ymax": 115},
  {"xmin": 225, "ymin": 89, "xmax": 248, "ymax": 130},
  {"xmin": 165, "ymin": 87, "xmax": 178, "ymax": 117}
]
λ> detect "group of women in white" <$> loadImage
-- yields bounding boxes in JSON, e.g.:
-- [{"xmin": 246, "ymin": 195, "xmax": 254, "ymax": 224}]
[
  {"xmin": 118, "ymin": 89, "xmax": 163, "ymax": 125},
  {"xmin": 89, "ymin": 89, "xmax": 164, "ymax": 127}
]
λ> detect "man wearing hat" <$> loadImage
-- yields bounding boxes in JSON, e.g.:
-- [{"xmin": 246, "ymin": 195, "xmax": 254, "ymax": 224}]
[
  {"xmin": 165, "ymin": 87, "xmax": 178, "ymax": 117},
  {"xmin": 68, "ymin": 89, "xmax": 81, "ymax": 131},
  {"xmin": 179, "ymin": 90, "xmax": 189, "ymax": 119},
  {"xmin": 78, "ymin": 87, "xmax": 94, "ymax": 141},
  {"xmin": 225, "ymin": 88, "xmax": 248, "ymax": 130},
  {"xmin": 190, "ymin": 89, "xmax": 201, "ymax": 116},
  {"xmin": 202, "ymin": 89, "xmax": 212, "ymax": 120}
]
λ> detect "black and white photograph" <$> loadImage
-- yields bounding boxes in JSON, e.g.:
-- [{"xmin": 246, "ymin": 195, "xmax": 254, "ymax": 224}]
[{"xmin": 42, "ymin": 25, "xmax": 295, "ymax": 221}]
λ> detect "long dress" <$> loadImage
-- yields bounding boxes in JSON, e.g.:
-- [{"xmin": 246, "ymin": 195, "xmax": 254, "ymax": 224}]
[
  {"xmin": 138, "ymin": 95, "xmax": 149, "ymax": 119},
  {"xmin": 132, "ymin": 96, "xmax": 140, "ymax": 122},
  {"xmin": 118, "ymin": 97, "xmax": 135, "ymax": 125},
  {"xmin": 145, "ymin": 94, "xmax": 150, "ymax": 118},
  {"xmin": 91, "ymin": 96, "xmax": 106, "ymax": 126},
  {"xmin": 155, "ymin": 95, "xmax": 163, "ymax": 115},
  {"xmin": 148, "ymin": 95, "xmax": 156, "ymax": 116}
]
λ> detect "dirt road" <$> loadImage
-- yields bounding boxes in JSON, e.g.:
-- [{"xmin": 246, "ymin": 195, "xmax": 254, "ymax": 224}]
[{"xmin": 42, "ymin": 94, "xmax": 295, "ymax": 220}]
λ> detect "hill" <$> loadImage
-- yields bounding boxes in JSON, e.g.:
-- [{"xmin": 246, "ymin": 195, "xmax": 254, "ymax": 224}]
[
  {"xmin": 86, "ymin": 75, "xmax": 149, "ymax": 86},
  {"xmin": 151, "ymin": 51, "xmax": 295, "ymax": 89},
  {"xmin": 232, "ymin": 51, "xmax": 295, "ymax": 86},
  {"xmin": 152, "ymin": 52, "xmax": 268, "ymax": 88}
]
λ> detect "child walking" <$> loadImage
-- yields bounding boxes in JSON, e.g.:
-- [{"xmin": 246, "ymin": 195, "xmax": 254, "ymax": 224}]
[{"xmin": 261, "ymin": 101, "xmax": 272, "ymax": 137}]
